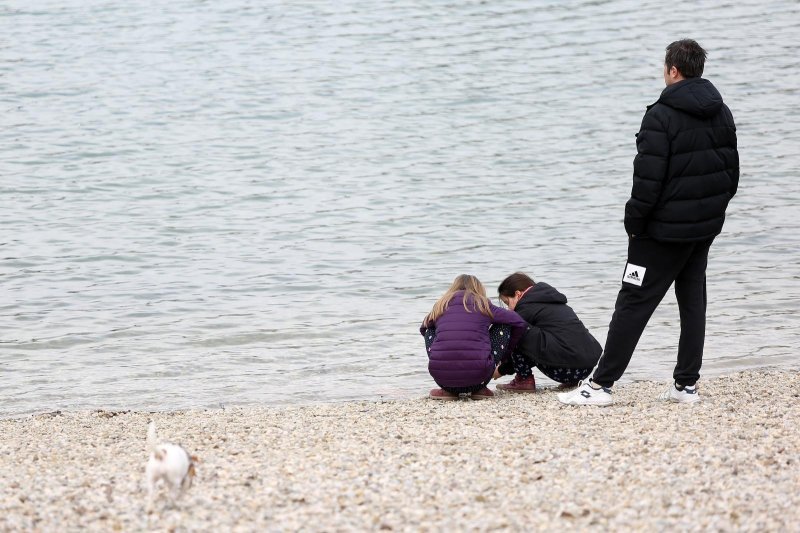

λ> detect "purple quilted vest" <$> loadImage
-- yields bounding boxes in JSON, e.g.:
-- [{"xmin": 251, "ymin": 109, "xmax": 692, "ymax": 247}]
[{"xmin": 424, "ymin": 291, "xmax": 527, "ymax": 388}]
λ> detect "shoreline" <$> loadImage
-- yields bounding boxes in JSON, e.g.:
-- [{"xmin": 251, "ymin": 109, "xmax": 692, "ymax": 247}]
[
  {"xmin": 2, "ymin": 369, "xmax": 799, "ymax": 531},
  {"xmin": 7, "ymin": 363, "xmax": 796, "ymax": 422}
]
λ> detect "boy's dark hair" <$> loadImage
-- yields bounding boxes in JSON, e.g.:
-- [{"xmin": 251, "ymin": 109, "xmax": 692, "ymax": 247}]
[
  {"xmin": 665, "ymin": 39, "xmax": 707, "ymax": 78},
  {"xmin": 498, "ymin": 272, "xmax": 535, "ymax": 297}
]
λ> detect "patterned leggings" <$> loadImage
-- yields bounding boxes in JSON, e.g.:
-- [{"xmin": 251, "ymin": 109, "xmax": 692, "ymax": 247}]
[{"xmin": 535, "ymin": 363, "xmax": 592, "ymax": 385}]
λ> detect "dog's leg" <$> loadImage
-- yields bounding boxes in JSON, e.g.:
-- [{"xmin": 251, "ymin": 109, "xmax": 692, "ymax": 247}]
[
  {"xmin": 146, "ymin": 479, "xmax": 156, "ymax": 512},
  {"xmin": 145, "ymin": 468, "xmax": 160, "ymax": 512},
  {"xmin": 167, "ymin": 480, "xmax": 183, "ymax": 506}
]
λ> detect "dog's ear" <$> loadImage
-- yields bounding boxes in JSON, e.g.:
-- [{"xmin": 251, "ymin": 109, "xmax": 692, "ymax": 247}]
[
  {"xmin": 154, "ymin": 450, "xmax": 165, "ymax": 461},
  {"xmin": 190, "ymin": 455, "xmax": 200, "ymax": 463}
]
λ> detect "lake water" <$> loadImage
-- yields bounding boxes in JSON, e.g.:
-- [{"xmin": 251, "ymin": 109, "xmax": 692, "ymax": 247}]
[{"xmin": 2, "ymin": 0, "xmax": 799, "ymax": 417}]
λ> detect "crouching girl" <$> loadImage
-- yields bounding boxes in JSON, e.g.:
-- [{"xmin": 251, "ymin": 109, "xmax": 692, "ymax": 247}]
[{"xmin": 421, "ymin": 274, "xmax": 528, "ymax": 400}]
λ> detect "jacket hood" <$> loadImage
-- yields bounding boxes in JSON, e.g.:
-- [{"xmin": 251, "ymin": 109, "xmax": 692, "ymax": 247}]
[
  {"xmin": 518, "ymin": 282, "xmax": 567, "ymax": 305},
  {"xmin": 656, "ymin": 78, "xmax": 723, "ymax": 118}
]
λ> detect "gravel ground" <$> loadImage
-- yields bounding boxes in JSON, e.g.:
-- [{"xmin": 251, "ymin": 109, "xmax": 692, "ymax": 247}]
[{"xmin": 1, "ymin": 369, "xmax": 798, "ymax": 532}]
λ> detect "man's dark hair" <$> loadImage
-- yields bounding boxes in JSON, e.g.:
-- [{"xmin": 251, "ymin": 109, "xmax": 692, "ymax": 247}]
[{"xmin": 665, "ymin": 39, "xmax": 707, "ymax": 78}]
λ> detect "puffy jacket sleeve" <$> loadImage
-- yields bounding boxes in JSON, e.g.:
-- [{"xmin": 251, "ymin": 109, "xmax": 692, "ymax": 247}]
[
  {"xmin": 625, "ymin": 107, "xmax": 669, "ymax": 236},
  {"xmin": 489, "ymin": 304, "xmax": 530, "ymax": 375},
  {"xmin": 490, "ymin": 305, "xmax": 528, "ymax": 346},
  {"xmin": 419, "ymin": 317, "xmax": 431, "ymax": 336},
  {"xmin": 726, "ymin": 107, "xmax": 739, "ymax": 199}
]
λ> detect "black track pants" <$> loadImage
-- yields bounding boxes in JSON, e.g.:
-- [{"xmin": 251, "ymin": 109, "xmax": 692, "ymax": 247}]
[{"xmin": 592, "ymin": 236, "xmax": 714, "ymax": 388}]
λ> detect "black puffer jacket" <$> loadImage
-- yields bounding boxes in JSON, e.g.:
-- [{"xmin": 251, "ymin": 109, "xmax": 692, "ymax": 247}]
[
  {"xmin": 499, "ymin": 283, "xmax": 602, "ymax": 373},
  {"xmin": 625, "ymin": 78, "xmax": 739, "ymax": 242}
]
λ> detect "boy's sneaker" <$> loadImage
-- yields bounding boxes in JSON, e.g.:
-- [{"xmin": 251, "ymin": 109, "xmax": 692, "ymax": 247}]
[
  {"xmin": 497, "ymin": 374, "xmax": 536, "ymax": 393},
  {"xmin": 557, "ymin": 379, "xmax": 613, "ymax": 406},
  {"xmin": 658, "ymin": 382, "xmax": 700, "ymax": 403},
  {"xmin": 470, "ymin": 386, "xmax": 495, "ymax": 400}
]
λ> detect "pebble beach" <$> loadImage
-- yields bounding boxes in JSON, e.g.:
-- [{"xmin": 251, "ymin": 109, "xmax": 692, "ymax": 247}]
[{"xmin": 2, "ymin": 369, "xmax": 798, "ymax": 532}]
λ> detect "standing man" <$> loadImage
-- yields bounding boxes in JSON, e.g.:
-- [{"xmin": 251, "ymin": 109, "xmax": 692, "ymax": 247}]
[{"xmin": 559, "ymin": 39, "xmax": 739, "ymax": 406}]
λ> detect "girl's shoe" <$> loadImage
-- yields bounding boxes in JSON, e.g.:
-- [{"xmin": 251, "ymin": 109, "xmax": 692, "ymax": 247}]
[
  {"xmin": 470, "ymin": 387, "xmax": 495, "ymax": 400},
  {"xmin": 497, "ymin": 374, "xmax": 536, "ymax": 393},
  {"xmin": 429, "ymin": 388, "xmax": 459, "ymax": 401}
]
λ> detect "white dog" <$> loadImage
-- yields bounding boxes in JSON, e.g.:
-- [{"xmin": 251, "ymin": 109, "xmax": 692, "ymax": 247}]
[{"xmin": 145, "ymin": 421, "xmax": 198, "ymax": 504}]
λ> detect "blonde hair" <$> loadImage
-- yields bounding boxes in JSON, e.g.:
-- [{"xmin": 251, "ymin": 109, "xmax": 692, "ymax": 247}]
[{"xmin": 425, "ymin": 274, "xmax": 494, "ymax": 325}]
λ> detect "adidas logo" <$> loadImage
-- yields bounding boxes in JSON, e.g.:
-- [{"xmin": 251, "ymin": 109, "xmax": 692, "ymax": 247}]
[{"xmin": 623, "ymin": 263, "xmax": 646, "ymax": 286}]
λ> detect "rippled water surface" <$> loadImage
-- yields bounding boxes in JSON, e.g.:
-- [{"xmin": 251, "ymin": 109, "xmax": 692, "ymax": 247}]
[{"xmin": 2, "ymin": 0, "xmax": 799, "ymax": 416}]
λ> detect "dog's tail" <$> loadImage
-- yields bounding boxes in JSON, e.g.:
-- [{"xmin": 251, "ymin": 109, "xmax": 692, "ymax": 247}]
[{"xmin": 146, "ymin": 421, "xmax": 158, "ymax": 454}]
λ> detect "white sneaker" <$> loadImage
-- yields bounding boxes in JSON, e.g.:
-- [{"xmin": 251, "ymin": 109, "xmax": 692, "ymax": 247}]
[
  {"xmin": 658, "ymin": 382, "xmax": 700, "ymax": 403},
  {"xmin": 557, "ymin": 379, "xmax": 613, "ymax": 406}
]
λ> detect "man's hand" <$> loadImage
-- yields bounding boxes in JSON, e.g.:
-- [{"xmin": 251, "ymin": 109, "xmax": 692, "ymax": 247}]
[{"xmin": 493, "ymin": 365, "xmax": 502, "ymax": 380}]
